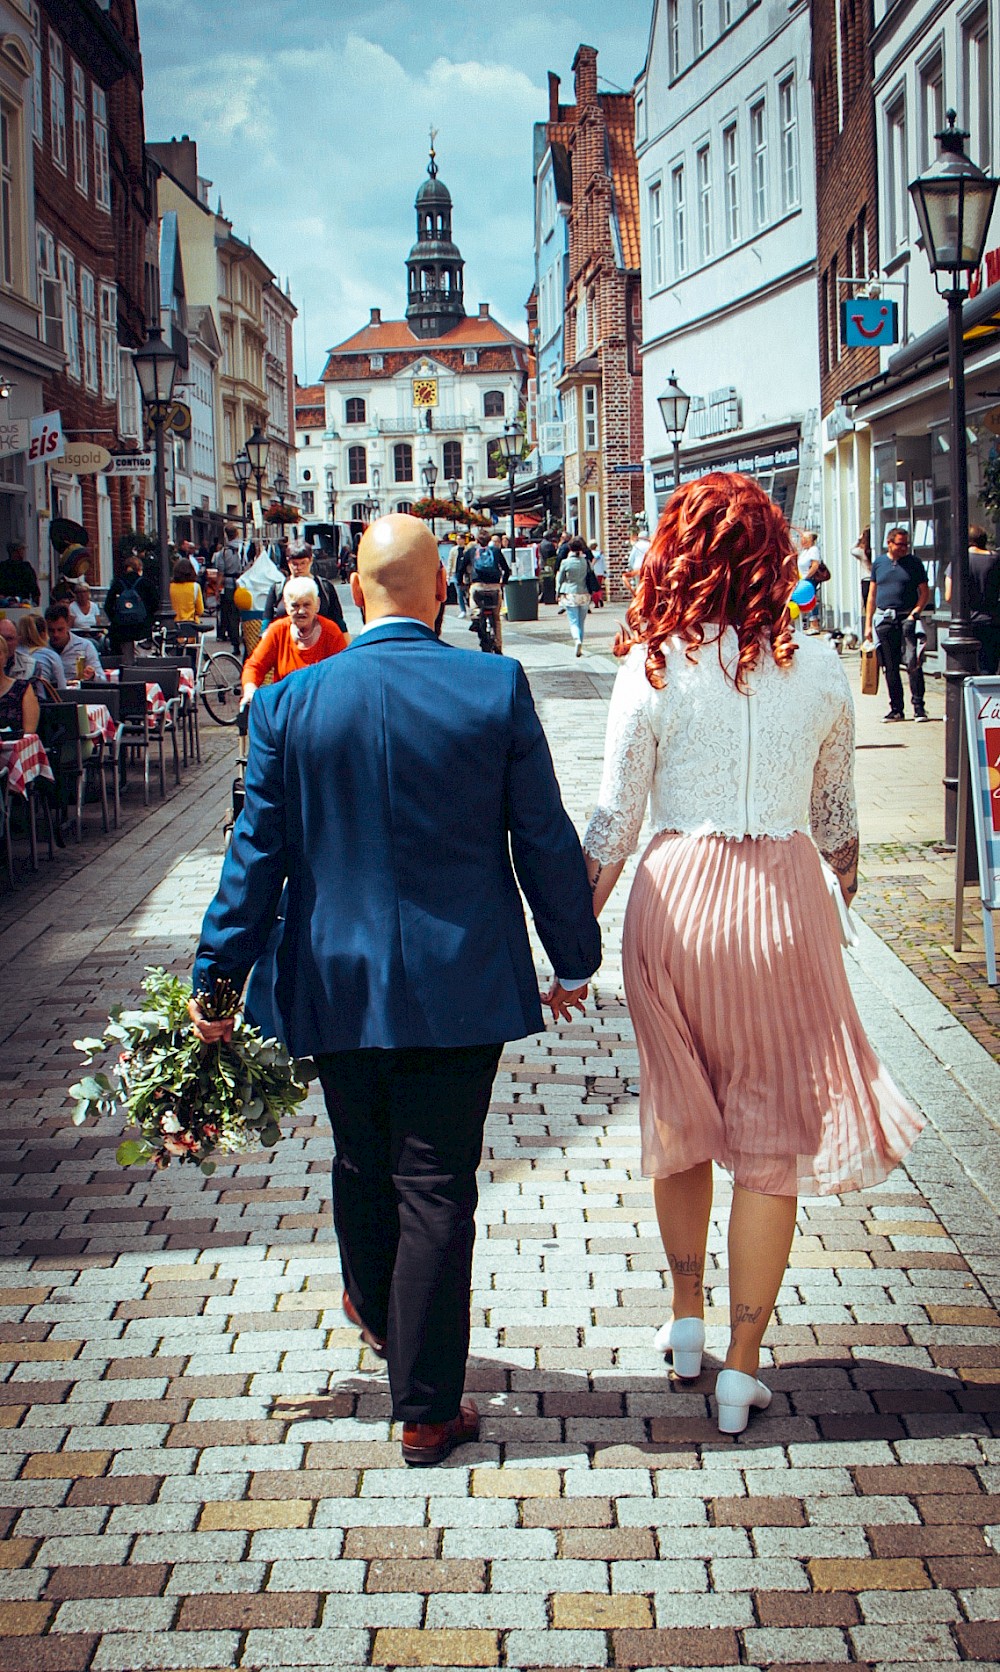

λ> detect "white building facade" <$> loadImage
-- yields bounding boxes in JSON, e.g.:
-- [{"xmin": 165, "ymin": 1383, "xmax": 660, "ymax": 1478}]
[
  {"xmin": 845, "ymin": 0, "xmax": 1000, "ymax": 602},
  {"xmin": 636, "ymin": 0, "xmax": 821, "ymax": 533}
]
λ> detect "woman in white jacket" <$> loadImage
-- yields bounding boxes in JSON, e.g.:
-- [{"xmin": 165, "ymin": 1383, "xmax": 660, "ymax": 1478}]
[{"xmin": 579, "ymin": 472, "xmax": 922, "ymax": 1433}]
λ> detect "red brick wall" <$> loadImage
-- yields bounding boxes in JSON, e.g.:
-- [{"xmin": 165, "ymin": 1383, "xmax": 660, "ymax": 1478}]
[{"xmin": 811, "ymin": 0, "xmax": 881, "ymax": 413}]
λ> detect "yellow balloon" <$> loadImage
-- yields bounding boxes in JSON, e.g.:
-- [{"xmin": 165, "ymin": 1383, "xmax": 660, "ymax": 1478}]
[
  {"xmin": 233, "ymin": 586, "xmax": 253, "ymax": 612},
  {"xmin": 788, "ymin": 600, "xmax": 800, "ymax": 620}
]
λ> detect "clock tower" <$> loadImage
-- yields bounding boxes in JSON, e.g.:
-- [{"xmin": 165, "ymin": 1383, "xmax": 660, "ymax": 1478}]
[{"xmin": 405, "ymin": 140, "xmax": 466, "ymax": 340}]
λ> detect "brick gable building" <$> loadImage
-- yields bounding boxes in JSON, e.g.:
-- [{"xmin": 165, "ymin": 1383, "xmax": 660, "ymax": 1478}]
[
  {"xmin": 553, "ymin": 46, "xmax": 643, "ymax": 596},
  {"xmin": 34, "ymin": 0, "xmax": 154, "ymax": 585}
]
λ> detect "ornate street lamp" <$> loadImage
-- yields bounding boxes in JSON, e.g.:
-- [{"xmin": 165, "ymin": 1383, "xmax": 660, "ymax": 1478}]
[
  {"xmin": 495, "ymin": 422, "xmax": 524, "ymax": 580},
  {"xmin": 244, "ymin": 424, "xmax": 270, "ymax": 503},
  {"xmin": 233, "ymin": 449, "xmax": 252, "ymax": 550},
  {"xmin": 133, "ymin": 326, "xmax": 179, "ymax": 598},
  {"xmin": 657, "ymin": 370, "xmax": 691, "ymax": 493},
  {"xmin": 909, "ymin": 111, "xmax": 999, "ymax": 844},
  {"xmin": 448, "ymin": 474, "xmax": 460, "ymax": 538}
]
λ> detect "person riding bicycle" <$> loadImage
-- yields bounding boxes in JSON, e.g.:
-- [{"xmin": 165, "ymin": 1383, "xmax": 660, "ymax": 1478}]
[{"xmin": 457, "ymin": 531, "xmax": 509, "ymax": 653}]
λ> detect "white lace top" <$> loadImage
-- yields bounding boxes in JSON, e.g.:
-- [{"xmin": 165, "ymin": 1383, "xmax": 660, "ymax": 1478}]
[{"xmin": 584, "ymin": 629, "xmax": 858, "ymax": 863}]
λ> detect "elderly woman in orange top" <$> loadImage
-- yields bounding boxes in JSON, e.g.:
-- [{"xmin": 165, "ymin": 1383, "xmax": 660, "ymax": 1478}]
[{"xmin": 240, "ymin": 576, "xmax": 347, "ymax": 706}]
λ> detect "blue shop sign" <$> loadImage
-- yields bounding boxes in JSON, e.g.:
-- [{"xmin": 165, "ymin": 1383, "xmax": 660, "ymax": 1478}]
[{"xmin": 840, "ymin": 297, "xmax": 899, "ymax": 349}]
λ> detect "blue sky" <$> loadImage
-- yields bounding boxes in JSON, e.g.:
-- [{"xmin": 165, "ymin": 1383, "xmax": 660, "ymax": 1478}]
[{"xmin": 136, "ymin": 1, "xmax": 651, "ymax": 381}]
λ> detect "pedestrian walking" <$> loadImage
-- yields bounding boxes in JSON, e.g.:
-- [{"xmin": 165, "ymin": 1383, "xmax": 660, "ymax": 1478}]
[
  {"xmin": 589, "ymin": 541, "xmax": 607, "ymax": 606},
  {"xmin": 556, "ymin": 536, "xmax": 592, "ymax": 657},
  {"xmin": 191, "ymin": 514, "xmax": 600, "ymax": 1466},
  {"xmin": 864, "ymin": 526, "xmax": 931, "ymax": 722},
  {"xmin": 262, "ymin": 542, "xmax": 347, "ymax": 634},
  {"xmin": 943, "ymin": 526, "xmax": 1000, "ymax": 674},
  {"xmin": 578, "ymin": 472, "xmax": 923, "ymax": 1435},
  {"xmin": 104, "ymin": 554, "xmax": 158, "ymax": 664},
  {"xmin": 851, "ymin": 526, "xmax": 873, "ymax": 630},
  {"xmin": 218, "ymin": 525, "xmax": 245, "ymax": 655}
]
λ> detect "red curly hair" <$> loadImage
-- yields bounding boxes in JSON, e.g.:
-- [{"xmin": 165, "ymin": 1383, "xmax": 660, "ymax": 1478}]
[{"xmin": 616, "ymin": 472, "xmax": 799, "ymax": 691}]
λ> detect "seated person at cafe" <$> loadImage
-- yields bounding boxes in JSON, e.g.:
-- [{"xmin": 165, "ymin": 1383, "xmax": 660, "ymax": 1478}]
[
  {"xmin": 0, "ymin": 541, "xmax": 40, "ymax": 605},
  {"xmin": 169, "ymin": 556, "xmax": 205, "ymax": 626},
  {"xmin": 0, "ymin": 658, "xmax": 40, "ymax": 736},
  {"xmin": 45, "ymin": 603, "xmax": 106, "ymax": 683},
  {"xmin": 263, "ymin": 542, "xmax": 348, "ymax": 633},
  {"xmin": 15, "ymin": 616, "xmax": 66, "ymax": 692},
  {"xmin": 69, "ymin": 581, "xmax": 101, "ymax": 630},
  {"xmin": 0, "ymin": 618, "xmax": 34, "ymax": 682},
  {"xmin": 241, "ymin": 576, "xmax": 346, "ymax": 706}
]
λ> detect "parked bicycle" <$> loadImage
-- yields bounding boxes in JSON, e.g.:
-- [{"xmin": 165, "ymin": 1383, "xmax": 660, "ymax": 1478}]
[{"xmin": 138, "ymin": 620, "xmax": 245, "ymax": 727}]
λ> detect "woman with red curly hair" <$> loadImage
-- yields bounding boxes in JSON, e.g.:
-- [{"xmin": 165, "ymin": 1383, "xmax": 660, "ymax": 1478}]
[{"xmin": 577, "ymin": 473, "xmax": 922, "ymax": 1434}]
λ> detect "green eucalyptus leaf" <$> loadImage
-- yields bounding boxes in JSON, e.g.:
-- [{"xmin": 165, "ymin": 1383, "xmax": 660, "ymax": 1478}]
[{"xmin": 116, "ymin": 1139, "xmax": 151, "ymax": 1167}]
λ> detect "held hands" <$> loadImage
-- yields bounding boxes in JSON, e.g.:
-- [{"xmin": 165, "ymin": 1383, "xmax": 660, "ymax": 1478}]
[
  {"xmin": 542, "ymin": 981, "xmax": 589, "ymax": 1023},
  {"xmin": 188, "ymin": 996, "xmax": 235, "ymax": 1044}
]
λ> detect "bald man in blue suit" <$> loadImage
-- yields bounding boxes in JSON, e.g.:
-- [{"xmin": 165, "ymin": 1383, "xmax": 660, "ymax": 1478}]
[{"xmin": 191, "ymin": 515, "xmax": 601, "ymax": 1465}]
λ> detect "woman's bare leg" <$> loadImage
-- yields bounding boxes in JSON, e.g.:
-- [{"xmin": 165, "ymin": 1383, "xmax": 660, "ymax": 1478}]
[
  {"xmin": 725, "ymin": 1185, "xmax": 797, "ymax": 1374},
  {"xmin": 653, "ymin": 1161, "xmax": 713, "ymax": 1320}
]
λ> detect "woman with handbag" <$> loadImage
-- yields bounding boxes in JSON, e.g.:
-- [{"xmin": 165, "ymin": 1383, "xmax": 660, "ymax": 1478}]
[
  {"xmin": 556, "ymin": 536, "xmax": 592, "ymax": 658},
  {"xmin": 577, "ymin": 473, "xmax": 923, "ymax": 1434}
]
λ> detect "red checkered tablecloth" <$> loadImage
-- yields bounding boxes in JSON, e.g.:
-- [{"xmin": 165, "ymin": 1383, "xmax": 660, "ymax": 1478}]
[
  {"xmin": 83, "ymin": 705, "xmax": 117, "ymax": 744},
  {"xmin": 146, "ymin": 683, "xmax": 166, "ymax": 718},
  {"xmin": 0, "ymin": 733, "xmax": 54, "ymax": 797},
  {"xmin": 178, "ymin": 669, "xmax": 195, "ymax": 698}
]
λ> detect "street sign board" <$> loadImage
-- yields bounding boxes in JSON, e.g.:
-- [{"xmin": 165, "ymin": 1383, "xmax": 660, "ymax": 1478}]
[
  {"xmin": 29, "ymin": 411, "xmax": 64, "ymax": 463},
  {"xmin": 62, "ymin": 442, "xmax": 112, "ymax": 476},
  {"xmin": 108, "ymin": 452, "xmax": 153, "ymax": 476},
  {"xmin": 611, "ymin": 463, "xmax": 644, "ymax": 474},
  {"xmin": 0, "ymin": 419, "xmax": 29, "ymax": 459},
  {"xmin": 840, "ymin": 297, "xmax": 899, "ymax": 349}
]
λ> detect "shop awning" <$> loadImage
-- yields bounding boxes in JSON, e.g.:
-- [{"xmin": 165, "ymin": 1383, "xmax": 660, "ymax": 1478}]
[
  {"xmin": 474, "ymin": 465, "xmax": 562, "ymax": 513},
  {"xmin": 844, "ymin": 278, "xmax": 1000, "ymax": 409}
]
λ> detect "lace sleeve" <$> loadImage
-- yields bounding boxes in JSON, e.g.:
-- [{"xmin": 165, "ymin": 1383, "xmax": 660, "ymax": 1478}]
[
  {"xmin": 810, "ymin": 662, "xmax": 859, "ymax": 864},
  {"xmin": 583, "ymin": 652, "xmax": 657, "ymax": 864}
]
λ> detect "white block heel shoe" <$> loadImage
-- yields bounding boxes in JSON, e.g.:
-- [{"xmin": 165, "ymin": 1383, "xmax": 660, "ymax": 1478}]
[
  {"xmin": 714, "ymin": 1367, "xmax": 772, "ymax": 1434},
  {"xmin": 653, "ymin": 1316, "xmax": 706, "ymax": 1379}
]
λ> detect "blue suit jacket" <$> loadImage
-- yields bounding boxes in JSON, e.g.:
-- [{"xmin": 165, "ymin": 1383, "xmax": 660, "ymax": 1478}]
[{"xmin": 192, "ymin": 620, "xmax": 601, "ymax": 1055}]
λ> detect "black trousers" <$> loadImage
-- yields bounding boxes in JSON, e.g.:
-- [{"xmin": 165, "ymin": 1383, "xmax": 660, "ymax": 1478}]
[
  {"xmin": 876, "ymin": 617, "xmax": 925, "ymax": 715},
  {"xmin": 974, "ymin": 623, "xmax": 1000, "ymax": 675},
  {"xmin": 316, "ymin": 1043, "xmax": 502, "ymax": 1424}
]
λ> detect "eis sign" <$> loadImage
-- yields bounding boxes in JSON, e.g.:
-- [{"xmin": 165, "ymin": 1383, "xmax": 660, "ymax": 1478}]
[
  {"xmin": 28, "ymin": 411, "xmax": 65, "ymax": 464},
  {"xmin": 839, "ymin": 297, "xmax": 899, "ymax": 349}
]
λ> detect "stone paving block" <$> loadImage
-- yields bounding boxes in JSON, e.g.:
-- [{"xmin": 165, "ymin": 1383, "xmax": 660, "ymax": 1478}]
[
  {"xmin": 849, "ymin": 1621, "xmax": 960, "ymax": 1659},
  {"xmin": 89, "ymin": 1630, "xmax": 241, "ymax": 1669},
  {"xmin": 504, "ymin": 1628, "xmax": 608, "ymax": 1667},
  {"xmin": 740, "ymin": 1625, "xmax": 852, "ymax": 1662},
  {"xmin": 610, "ymin": 1626, "xmax": 740, "ymax": 1666},
  {"xmin": 371, "ymin": 1629, "xmax": 500, "ymax": 1667},
  {"xmin": 50, "ymin": 1597, "xmax": 177, "ymax": 1633}
]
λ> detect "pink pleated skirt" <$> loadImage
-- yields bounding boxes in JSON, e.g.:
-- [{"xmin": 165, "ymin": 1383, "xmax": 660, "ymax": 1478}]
[{"xmin": 621, "ymin": 831, "xmax": 924, "ymax": 1196}]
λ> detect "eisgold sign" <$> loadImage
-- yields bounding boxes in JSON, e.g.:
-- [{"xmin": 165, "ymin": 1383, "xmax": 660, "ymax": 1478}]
[{"xmin": 62, "ymin": 442, "xmax": 113, "ymax": 476}]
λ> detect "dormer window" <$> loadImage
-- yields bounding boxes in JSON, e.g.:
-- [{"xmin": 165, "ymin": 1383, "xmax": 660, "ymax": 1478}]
[
  {"xmin": 464, "ymin": 349, "xmax": 478, "ymax": 366},
  {"xmin": 370, "ymin": 354, "xmax": 384, "ymax": 370}
]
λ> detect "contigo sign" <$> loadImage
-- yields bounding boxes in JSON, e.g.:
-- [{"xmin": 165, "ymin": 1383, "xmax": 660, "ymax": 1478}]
[
  {"xmin": 62, "ymin": 442, "xmax": 112, "ymax": 476},
  {"xmin": 108, "ymin": 452, "xmax": 154, "ymax": 476}
]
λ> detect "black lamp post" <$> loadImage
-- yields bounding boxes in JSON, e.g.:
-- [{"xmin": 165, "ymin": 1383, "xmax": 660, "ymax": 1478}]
[
  {"xmin": 909, "ymin": 110, "xmax": 999, "ymax": 844},
  {"xmin": 233, "ymin": 450, "xmax": 252, "ymax": 551},
  {"xmin": 422, "ymin": 457, "xmax": 438, "ymax": 535},
  {"xmin": 495, "ymin": 422, "xmax": 524, "ymax": 579},
  {"xmin": 657, "ymin": 370, "xmax": 691, "ymax": 493},
  {"xmin": 133, "ymin": 326, "xmax": 179, "ymax": 598},
  {"xmin": 448, "ymin": 474, "xmax": 459, "ymax": 539},
  {"xmin": 244, "ymin": 424, "xmax": 270, "ymax": 505}
]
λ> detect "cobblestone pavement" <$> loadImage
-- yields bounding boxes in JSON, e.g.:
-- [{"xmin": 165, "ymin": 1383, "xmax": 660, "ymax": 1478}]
[{"xmin": 0, "ymin": 600, "xmax": 998, "ymax": 1670}]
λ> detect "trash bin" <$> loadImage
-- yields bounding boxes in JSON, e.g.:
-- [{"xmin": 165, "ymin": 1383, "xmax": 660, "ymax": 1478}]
[{"xmin": 504, "ymin": 578, "xmax": 539, "ymax": 622}]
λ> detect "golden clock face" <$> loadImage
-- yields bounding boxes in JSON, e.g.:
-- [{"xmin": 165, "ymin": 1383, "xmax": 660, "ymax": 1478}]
[{"xmin": 413, "ymin": 378, "xmax": 438, "ymax": 408}]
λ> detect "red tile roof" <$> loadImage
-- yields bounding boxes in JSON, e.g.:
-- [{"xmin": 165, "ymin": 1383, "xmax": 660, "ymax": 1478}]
[
  {"xmin": 322, "ymin": 312, "xmax": 526, "ymax": 370},
  {"xmin": 294, "ymin": 382, "xmax": 325, "ymax": 426},
  {"xmin": 602, "ymin": 94, "xmax": 640, "ymax": 271}
]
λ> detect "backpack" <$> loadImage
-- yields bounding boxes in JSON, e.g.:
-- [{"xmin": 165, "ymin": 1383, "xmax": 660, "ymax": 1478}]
[
  {"xmin": 473, "ymin": 547, "xmax": 501, "ymax": 583},
  {"xmin": 112, "ymin": 572, "xmax": 148, "ymax": 631}
]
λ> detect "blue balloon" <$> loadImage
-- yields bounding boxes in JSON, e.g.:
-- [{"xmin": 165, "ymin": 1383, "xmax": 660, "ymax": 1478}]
[{"xmin": 791, "ymin": 579, "xmax": 816, "ymax": 608}]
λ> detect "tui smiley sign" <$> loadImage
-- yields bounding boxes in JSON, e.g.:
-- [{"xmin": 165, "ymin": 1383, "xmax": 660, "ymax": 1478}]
[{"xmin": 840, "ymin": 297, "xmax": 899, "ymax": 349}]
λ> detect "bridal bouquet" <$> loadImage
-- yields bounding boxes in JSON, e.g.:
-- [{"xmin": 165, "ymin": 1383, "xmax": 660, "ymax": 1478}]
[{"xmin": 70, "ymin": 967, "xmax": 309, "ymax": 1173}]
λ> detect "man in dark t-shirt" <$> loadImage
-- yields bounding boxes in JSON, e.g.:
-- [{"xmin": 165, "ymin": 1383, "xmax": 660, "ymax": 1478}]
[{"xmin": 864, "ymin": 526, "xmax": 931, "ymax": 722}]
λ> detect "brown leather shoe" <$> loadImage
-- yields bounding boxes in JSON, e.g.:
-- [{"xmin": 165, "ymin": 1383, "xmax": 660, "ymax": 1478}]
[
  {"xmin": 401, "ymin": 1399, "xmax": 480, "ymax": 1466},
  {"xmin": 342, "ymin": 1291, "xmax": 386, "ymax": 1358}
]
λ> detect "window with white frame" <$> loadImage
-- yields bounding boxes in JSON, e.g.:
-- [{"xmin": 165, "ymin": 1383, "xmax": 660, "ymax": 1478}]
[
  {"xmin": 301, "ymin": 490, "xmax": 314, "ymax": 515},
  {"xmin": 58, "ymin": 246, "xmax": 80, "ymax": 379},
  {"xmin": 92, "ymin": 87, "xmax": 110, "ymax": 211},
  {"xmin": 0, "ymin": 100, "xmax": 24, "ymax": 294},
  {"xmin": 750, "ymin": 100, "xmax": 768, "ymax": 228},
  {"xmin": 564, "ymin": 389, "xmax": 578, "ymax": 456},
  {"xmin": 667, "ymin": 0, "xmax": 680, "ymax": 76},
  {"xmin": 80, "ymin": 266, "xmax": 97, "ymax": 391},
  {"xmin": 29, "ymin": 6, "xmax": 42, "ymax": 145},
  {"xmin": 648, "ymin": 179, "xmax": 665, "ymax": 288},
  {"xmin": 583, "ymin": 385, "xmax": 599, "ymax": 451},
  {"xmin": 722, "ymin": 0, "xmax": 734, "ymax": 26},
  {"xmin": 723, "ymin": 122, "xmax": 740, "ymax": 243},
  {"xmin": 48, "ymin": 32, "xmax": 66, "ymax": 172},
  {"xmin": 635, "ymin": 92, "xmax": 647, "ymax": 145},
  {"xmin": 696, "ymin": 0, "xmax": 708, "ymax": 54},
  {"xmin": 100, "ymin": 283, "xmax": 117, "ymax": 400},
  {"xmin": 71, "ymin": 62, "xmax": 87, "ymax": 195},
  {"xmin": 671, "ymin": 164, "xmax": 687, "ymax": 274},
  {"xmin": 118, "ymin": 349, "xmax": 139, "ymax": 440},
  {"xmin": 575, "ymin": 292, "xmax": 588, "ymax": 358},
  {"xmin": 697, "ymin": 144, "xmax": 712, "ymax": 262},
  {"xmin": 36, "ymin": 225, "xmax": 61, "ymax": 351},
  {"xmin": 778, "ymin": 76, "xmax": 800, "ymax": 210},
  {"xmin": 586, "ymin": 492, "xmax": 600, "ymax": 543},
  {"xmin": 918, "ymin": 48, "xmax": 944, "ymax": 169},
  {"xmin": 885, "ymin": 93, "xmax": 908, "ymax": 253},
  {"xmin": 963, "ymin": 7, "xmax": 991, "ymax": 170}
]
